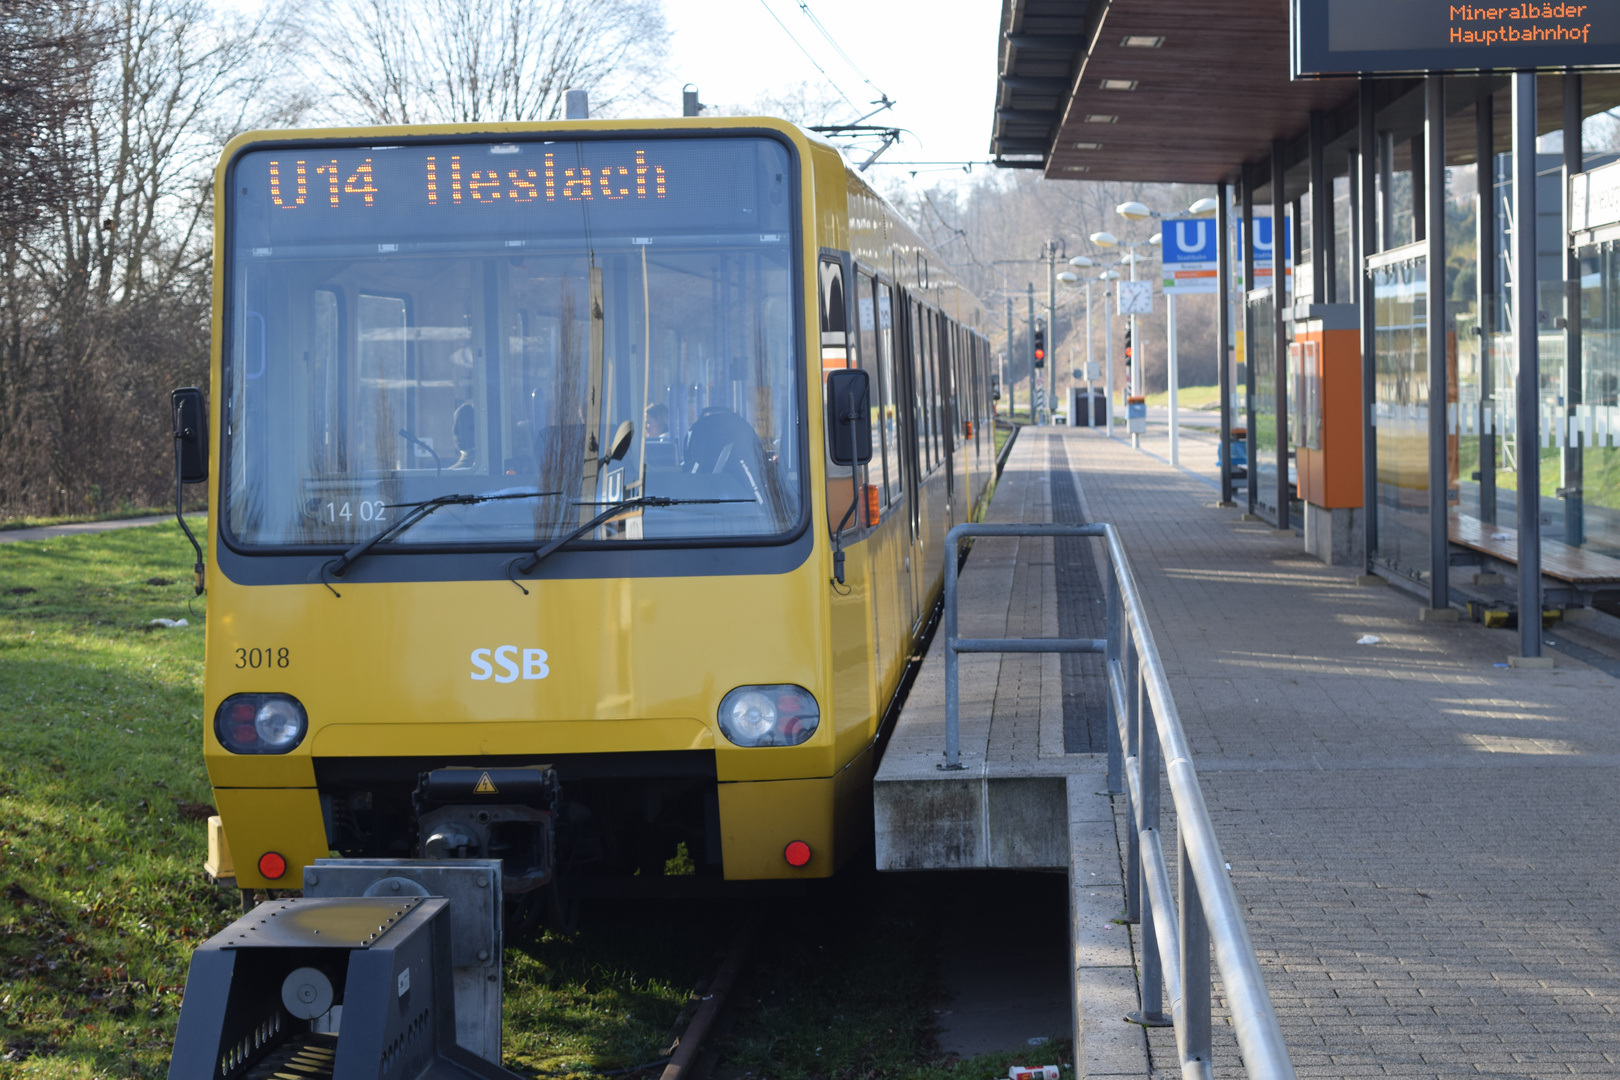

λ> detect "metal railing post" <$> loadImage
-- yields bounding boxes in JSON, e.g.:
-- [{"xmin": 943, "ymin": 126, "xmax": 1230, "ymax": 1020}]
[
  {"xmin": 1180, "ymin": 831, "xmax": 1213, "ymax": 1077},
  {"xmin": 943, "ymin": 530, "xmax": 962, "ymax": 770},
  {"xmin": 1124, "ymin": 629, "xmax": 1141, "ymax": 924},
  {"xmin": 1105, "ymin": 564, "xmax": 1123, "ymax": 794},
  {"xmin": 1132, "ymin": 681, "xmax": 1170, "ymax": 1026},
  {"xmin": 930, "ymin": 521, "xmax": 1295, "ymax": 1079}
]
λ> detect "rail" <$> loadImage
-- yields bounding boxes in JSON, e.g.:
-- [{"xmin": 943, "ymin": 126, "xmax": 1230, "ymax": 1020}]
[{"xmin": 942, "ymin": 523, "xmax": 1296, "ymax": 1080}]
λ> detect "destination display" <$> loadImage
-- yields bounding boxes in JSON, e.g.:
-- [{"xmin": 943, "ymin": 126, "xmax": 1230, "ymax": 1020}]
[
  {"xmin": 1292, "ymin": 0, "xmax": 1620, "ymax": 77},
  {"xmin": 230, "ymin": 137, "xmax": 792, "ymax": 249}
]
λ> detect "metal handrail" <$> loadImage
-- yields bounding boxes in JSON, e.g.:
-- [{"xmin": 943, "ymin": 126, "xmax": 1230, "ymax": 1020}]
[{"xmin": 942, "ymin": 522, "xmax": 1296, "ymax": 1080}]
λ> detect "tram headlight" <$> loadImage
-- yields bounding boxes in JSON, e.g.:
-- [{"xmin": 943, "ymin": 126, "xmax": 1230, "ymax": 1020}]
[
  {"xmin": 214, "ymin": 693, "xmax": 308, "ymax": 754},
  {"xmin": 717, "ymin": 685, "xmax": 819, "ymax": 747}
]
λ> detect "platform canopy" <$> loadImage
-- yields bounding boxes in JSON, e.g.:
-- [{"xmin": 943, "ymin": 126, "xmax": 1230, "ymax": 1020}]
[{"xmin": 988, "ymin": 0, "xmax": 1620, "ymax": 185}]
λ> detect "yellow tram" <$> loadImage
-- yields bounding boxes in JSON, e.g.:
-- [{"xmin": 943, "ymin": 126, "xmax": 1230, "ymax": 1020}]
[{"xmin": 183, "ymin": 116, "xmax": 994, "ymax": 913}]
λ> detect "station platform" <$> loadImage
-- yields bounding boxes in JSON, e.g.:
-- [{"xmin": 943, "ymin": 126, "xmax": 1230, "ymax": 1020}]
[{"xmin": 876, "ymin": 424, "xmax": 1620, "ymax": 1078}]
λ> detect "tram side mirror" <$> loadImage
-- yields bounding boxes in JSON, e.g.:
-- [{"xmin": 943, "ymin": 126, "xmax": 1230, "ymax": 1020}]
[
  {"xmin": 826, "ymin": 369, "xmax": 872, "ymax": 467},
  {"xmin": 172, "ymin": 387, "xmax": 208, "ymax": 484},
  {"xmin": 607, "ymin": 420, "xmax": 634, "ymax": 463}
]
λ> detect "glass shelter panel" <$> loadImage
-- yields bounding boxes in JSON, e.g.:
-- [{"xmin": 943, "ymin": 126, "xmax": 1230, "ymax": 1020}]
[
  {"xmin": 223, "ymin": 137, "xmax": 802, "ymax": 551},
  {"xmin": 1371, "ymin": 250, "xmax": 1432, "ymax": 582},
  {"xmin": 1248, "ymin": 289, "xmax": 1279, "ymax": 521},
  {"xmin": 1575, "ymin": 241, "xmax": 1620, "ymax": 558}
]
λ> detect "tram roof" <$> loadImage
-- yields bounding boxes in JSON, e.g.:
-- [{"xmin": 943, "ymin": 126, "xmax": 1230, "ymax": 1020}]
[{"xmin": 989, "ymin": 0, "xmax": 1620, "ymax": 191}]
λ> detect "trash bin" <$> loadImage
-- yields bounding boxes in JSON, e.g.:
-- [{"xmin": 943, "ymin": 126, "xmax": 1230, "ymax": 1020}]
[{"xmin": 1126, "ymin": 396, "xmax": 1147, "ymax": 435}]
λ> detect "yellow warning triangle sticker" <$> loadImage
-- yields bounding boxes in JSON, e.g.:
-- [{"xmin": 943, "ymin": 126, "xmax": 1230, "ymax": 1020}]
[{"xmin": 473, "ymin": 772, "xmax": 498, "ymax": 795}]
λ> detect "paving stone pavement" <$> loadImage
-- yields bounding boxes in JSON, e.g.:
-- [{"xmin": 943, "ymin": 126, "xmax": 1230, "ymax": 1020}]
[{"xmin": 1050, "ymin": 426, "xmax": 1620, "ymax": 1079}]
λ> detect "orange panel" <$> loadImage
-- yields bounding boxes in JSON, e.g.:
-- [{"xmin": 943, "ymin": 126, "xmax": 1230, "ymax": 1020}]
[{"xmin": 1294, "ymin": 325, "xmax": 1363, "ymax": 510}]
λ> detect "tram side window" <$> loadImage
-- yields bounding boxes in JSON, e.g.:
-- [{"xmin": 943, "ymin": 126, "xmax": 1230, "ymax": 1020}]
[
  {"xmin": 876, "ymin": 285, "xmax": 903, "ymax": 507},
  {"xmin": 945, "ymin": 323, "xmax": 957, "ymax": 451},
  {"xmin": 855, "ymin": 271, "xmax": 892, "ymax": 509},
  {"xmin": 912, "ymin": 307, "xmax": 928, "ymax": 473},
  {"xmin": 821, "ymin": 257, "xmax": 862, "ymax": 531},
  {"xmin": 933, "ymin": 314, "xmax": 946, "ymax": 463}
]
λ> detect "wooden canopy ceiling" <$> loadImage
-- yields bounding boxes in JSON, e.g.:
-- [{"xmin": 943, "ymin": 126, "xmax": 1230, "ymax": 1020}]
[{"xmin": 990, "ymin": 0, "xmax": 1620, "ymax": 189}]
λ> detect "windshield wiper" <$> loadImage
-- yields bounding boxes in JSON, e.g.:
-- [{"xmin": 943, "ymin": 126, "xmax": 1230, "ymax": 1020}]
[
  {"xmin": 322, "ymin": 490, "xmax": 561, "ymax": 596},
  {"xmin": 506, "ymin": 495, "xmax": 754, "ymax": 594}
]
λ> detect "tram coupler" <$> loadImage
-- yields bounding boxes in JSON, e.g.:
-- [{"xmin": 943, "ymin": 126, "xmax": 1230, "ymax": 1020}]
[
  {"xmin": 413, "ymin": 766, "xmax": 560, "ymax": 893},
  {"xmin": 167, "ymin": 895, "xmax": 522, "ymax": 1080}
]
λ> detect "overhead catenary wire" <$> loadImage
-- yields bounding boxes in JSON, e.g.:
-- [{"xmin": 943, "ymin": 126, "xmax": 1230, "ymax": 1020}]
[
  {"xmin": 754, "ymin": 0, "xmax": 862, "ymax": 114},
  {"xmin": 794, "ymin": 0, "xmax": 887, "ymax": 99}
]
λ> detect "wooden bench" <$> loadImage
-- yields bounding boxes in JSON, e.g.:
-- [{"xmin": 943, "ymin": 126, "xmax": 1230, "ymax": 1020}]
[{"xmin": 1448, "ymin": 510, "xmax": 1620, "ymax": 605}]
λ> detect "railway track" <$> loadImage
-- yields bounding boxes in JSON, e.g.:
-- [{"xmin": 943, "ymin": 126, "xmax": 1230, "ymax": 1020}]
[{"xmin": 517, "ymin": 919, "xmax": 758, "ymax": 1080}]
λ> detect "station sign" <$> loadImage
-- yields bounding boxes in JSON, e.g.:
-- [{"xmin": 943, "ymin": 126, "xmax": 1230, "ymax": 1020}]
[
  {"xmin": 1570, "ymin": 158, "xmax": 1620, "ymax": 234},
  {"xmin": 1161, "ymin": 218, "xmax": 1219, "ymax": 295},
  {"xmin": 1292, "ymin": 0, "xmax": 1620, "ymax": 78},
  {"xmin": 1235, "ymin": 216, "xmax": 1292, "ymax": 290}
]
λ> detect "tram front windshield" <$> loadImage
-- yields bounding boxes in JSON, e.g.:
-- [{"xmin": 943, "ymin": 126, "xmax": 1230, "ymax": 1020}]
[{"xmin": 223, "ymin": 136, "xmax": 802, "ymax": 550}]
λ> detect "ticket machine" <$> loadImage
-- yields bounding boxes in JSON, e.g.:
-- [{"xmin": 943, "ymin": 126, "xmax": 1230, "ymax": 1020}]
[{"xmin": 1289, "ymin": 305, "xmax": 1362, "ymax": 564}]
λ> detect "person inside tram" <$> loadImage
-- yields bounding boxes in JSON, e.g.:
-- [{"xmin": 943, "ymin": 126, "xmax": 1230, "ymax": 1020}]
[{"xmin": 643, "ymin": 402, "xmax": 678, "ymax": 467}]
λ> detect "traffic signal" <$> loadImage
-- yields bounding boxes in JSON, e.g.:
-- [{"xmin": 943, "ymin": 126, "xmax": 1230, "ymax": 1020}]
[
  {"xmin": 1033, "ymin": 323, "xmax": 1046, "ymax": 368},
  {"xmin": 1124, "ymin": 327, "xmax": 1133, "ymax": 366}
]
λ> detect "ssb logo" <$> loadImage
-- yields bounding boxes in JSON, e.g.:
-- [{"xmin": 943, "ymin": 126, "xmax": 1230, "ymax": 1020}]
[{"xmin": 470, "ymin": 646, "xmax": 549, "ymax": 683}]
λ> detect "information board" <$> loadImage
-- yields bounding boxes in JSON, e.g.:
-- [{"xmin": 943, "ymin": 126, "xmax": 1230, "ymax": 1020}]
[
  {"xmin": 1161, "ymin": 218, "xmax": 1219, "ymax": 295},
  {"xmin": 1292, "ymin": 0, "xmax": 1620, "ymax": 77}
]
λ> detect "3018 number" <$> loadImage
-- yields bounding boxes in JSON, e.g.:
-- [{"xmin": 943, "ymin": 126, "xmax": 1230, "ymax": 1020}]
[{"xmin": 236, "ymin": 647, "xmax": 290, "ymax": 669}]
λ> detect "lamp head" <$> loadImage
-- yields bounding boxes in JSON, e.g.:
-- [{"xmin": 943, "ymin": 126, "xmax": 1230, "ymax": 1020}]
[
  {"xmin": 1069, "ymin": 255, "xmax": 1094, "ymax": 267},
  {"xmin": 1187, "ymin": 197, "xmax": 1218, "ymax": 218},
  {"xmin": 1057, "ymin": 271, "xmax": 1079, "ymax": 284},
  {"xmin": 1089, "ymin": 231, "xmax": 1119, "ymax": 247},
  {"xmin": 1116, "ymin": 201, "xmax": 1154, "ymax": 221}
]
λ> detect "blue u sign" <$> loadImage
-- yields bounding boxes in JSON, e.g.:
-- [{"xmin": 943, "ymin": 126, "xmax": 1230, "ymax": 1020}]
[{"xmin": 1161, "ymin": 219, "xmax": 1217, "ymax": 264}]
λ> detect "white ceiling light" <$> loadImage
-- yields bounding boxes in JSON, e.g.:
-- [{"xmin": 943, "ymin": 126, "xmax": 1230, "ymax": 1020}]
[
  {"xmin": 1084, "ymin": 114, "xmax": 1118, "ymax": 123},
  {"xmin": 1073, "ymin": 141, "xmax": 1102, "ymax": 150},
  {"xmin": 1121, "ymin": 35, "xmax": 1165, "ymax": 47},
  {"xmin": 1100, "ymin": 79, "xmax": 1138, "ymax": 91}
]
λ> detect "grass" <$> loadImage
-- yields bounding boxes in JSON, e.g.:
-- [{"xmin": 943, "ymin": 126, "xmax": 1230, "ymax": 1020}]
[
  {"xmin": 0, "ymin": 525, "xmax": 1068, "ymax": 1080},
  {"xmin": 0, "ymin": 522, "xmax": 222, "ymax": 1078},
  {"xmin": 1141, "ymin": 383, "xmax": 1219, "ymax": 410}
]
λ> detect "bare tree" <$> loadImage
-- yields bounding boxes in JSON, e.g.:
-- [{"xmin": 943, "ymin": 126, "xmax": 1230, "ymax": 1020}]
[
  {"xmin": 0, "ymin": 0, "xmax": 302, "ymax": 518},
  {"xmin": 0, "ymin": 0, "xmax": 102, "ymax": 243},
  {"xmin": 309, "ymin": 0, "xmax": 670, "ymax": 126}
]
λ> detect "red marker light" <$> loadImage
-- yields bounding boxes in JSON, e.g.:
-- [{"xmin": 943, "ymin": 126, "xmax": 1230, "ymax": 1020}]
[
  {"xmin": 783, "ymin": 841, "xmax": 812, "ymax": 867},
  {"xmin": 258, "ymin": 851, "xmax": 287, "ymax": 879}
]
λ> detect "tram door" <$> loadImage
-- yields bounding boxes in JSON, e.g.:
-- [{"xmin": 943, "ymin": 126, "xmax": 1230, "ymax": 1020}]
[{"xmin": 894, "ymin": 287, "xmax": 926, "ymax": 631}]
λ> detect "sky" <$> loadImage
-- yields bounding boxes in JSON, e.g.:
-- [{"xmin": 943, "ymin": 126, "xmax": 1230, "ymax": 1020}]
[{"xmin": 655, "ymin": 0, "xmax": 1001, "ymax": 186}]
